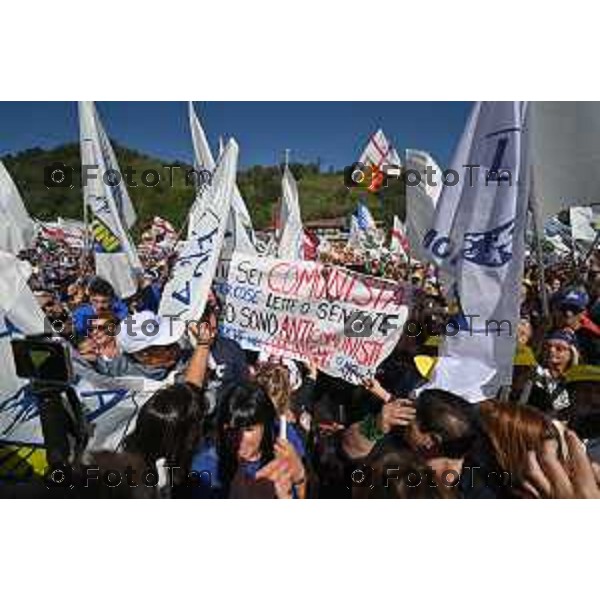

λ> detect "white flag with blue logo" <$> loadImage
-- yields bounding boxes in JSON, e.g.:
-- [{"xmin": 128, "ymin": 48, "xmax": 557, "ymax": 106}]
[
  {"xmin": 0, "ymin": 256, "xmax": 167, "ymax": 451},
  {"xmin": 159, "ymin": 139, "xmax": 239, "ymax": 326},
  {"xmin": 422, "ymin": 102, "xmax": 529, "ymax": 402}
]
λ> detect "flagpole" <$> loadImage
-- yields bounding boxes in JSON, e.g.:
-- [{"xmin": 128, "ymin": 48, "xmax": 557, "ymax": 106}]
[
  {"xmin": 568, "ymin": 209, "xmax": 582, "ymax": 283},
  {"xmin": 583, "ymin": 229, "xmax": 600, "ymax": 264},
  {"xmin": 528, "ymin": 182, "xmax": 550, "ymax": 324},
  {"xmin": 82, "ymin": 179, "xmax": 89, "ymax": 273}
]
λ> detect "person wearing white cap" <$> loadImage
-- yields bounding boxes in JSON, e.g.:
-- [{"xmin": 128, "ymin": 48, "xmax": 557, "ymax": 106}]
[{"xmin": 93, "ymin": 311, "xmax": 188, "ymax": 380}]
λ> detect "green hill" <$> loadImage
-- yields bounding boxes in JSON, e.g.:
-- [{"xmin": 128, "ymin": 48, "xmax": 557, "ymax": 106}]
[{"xmin": 1, "ymin": 143, "xmax": 406, "ymax": 233}]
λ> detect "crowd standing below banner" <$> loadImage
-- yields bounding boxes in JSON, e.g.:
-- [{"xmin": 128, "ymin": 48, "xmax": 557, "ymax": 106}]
[{"xmin": 2, "ymin": 226, "xmax": 600, "ymax": 499}]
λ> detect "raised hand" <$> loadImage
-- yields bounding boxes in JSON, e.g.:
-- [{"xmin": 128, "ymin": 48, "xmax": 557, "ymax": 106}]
[
  {"xmin": 305, "ymin": 358, "xmax": 319, "ymax": 381},
  {"xmin": 188, "ymin": 320, "xmax": 216, "ymax": 347},
  {"xmin": 377, "ymin": 399, "xmax": 417, "ymax": 434},
  {"xmin": 274, "ymin": 439, "xmax": 306, "ymax": 486},
  {"xmin": 255, "ymin": 457, "xmax": 294, "ymax": 499},
  {"xmin": 361, "ymin": 377, "xmax": 392, "ymax": 403},
  {"xmin": 525, "ymin": 430, "xmax": 600, "ymax": 499}
]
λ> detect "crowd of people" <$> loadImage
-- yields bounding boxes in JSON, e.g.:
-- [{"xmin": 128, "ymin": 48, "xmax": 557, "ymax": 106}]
[{"xmin": 3, "ymin": 227, "xmax": 600, "ymax": 499}]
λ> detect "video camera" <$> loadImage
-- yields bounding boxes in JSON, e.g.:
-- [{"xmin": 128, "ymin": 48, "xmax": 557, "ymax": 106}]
[
  {"xmin": 11, "ymin": 336, "xmax": 75, "ymax": 386},
  {"xmin": 11, "ymin": 336, "xmax": 90, "ymax": 467}
]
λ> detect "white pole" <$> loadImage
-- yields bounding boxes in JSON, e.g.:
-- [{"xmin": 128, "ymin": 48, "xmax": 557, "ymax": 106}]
[
  {"xmin": 82, "ymin": 192, "xmax": 89, "ymax": 271},
  {"xmin": 528, "ymin": 173, "xmax": 550, "ymax": 323}
]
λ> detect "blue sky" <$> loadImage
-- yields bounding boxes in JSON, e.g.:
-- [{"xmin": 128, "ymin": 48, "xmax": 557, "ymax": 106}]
[{"xmin": 0, "ymin": 101, "xmax": 472, "ymax": 170}]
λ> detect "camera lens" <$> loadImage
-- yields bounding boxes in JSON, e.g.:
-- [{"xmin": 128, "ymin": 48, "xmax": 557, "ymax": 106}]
[
  {"xmin": 351, "ymin": 319, "xmax": 365, "ymax": 334},
  {"xmin": 351, "ymin": 169, "xmax": 365, "ymax": 184},
  {"xmin": 51, "ymin": 168, "xmax": 65, "ymax": 184}
]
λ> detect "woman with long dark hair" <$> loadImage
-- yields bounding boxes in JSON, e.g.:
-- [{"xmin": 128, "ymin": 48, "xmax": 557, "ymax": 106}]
[
  {"xmin": 192, "ymin": 381, "xmax": 306, "ymax": 498},
  {"xmin": 123, "ymin": 382, "xmax": 206, "ymax": 497},
  {"xmin": 122, "ymin": 318, "xmax": 214, "ymax": 496}
]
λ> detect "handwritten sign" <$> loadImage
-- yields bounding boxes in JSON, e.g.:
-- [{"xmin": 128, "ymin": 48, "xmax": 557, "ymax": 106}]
[{"xmin": 215, "ymin": 254, "xmax": 410, "ymax": 383}]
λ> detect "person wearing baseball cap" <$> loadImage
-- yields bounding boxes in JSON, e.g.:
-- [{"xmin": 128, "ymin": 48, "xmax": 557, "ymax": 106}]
[
  {"xmin": 553, "ymin": 288, "xmax": 589, "ymax": 330},
  {"xmin": 93, "ymin": 311, "xmax": 187, "ymax": 380}
]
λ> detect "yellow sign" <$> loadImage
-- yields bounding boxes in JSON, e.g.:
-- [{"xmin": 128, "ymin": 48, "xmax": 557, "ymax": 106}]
[{"xmin": 91, "ymin": 219, "xmax": 121, "ymax": 252}]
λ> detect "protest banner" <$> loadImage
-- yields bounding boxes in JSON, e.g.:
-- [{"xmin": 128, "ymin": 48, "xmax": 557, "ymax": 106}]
[{"xmin": 214, "ymin": 253, "xmax": 410, "ymax": 383}]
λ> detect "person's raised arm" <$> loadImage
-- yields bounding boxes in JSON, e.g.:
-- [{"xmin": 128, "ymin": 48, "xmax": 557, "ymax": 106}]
[
  {"xmin": 342, "ymin": 399, "xmax": 417, "ymax": 460},
  {"xmin": 185, "ymin": 321, "xmax": 216, "ymax": 387},
  {"xmin": 362, "ymin": 377, "xmax": 393, "ymax": 403},
  {"xmin": 525, "ymin": 429, "xmax": 600, "ymax": 499}
]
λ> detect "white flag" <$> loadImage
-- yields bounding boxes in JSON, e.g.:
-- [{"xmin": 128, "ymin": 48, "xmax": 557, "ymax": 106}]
[
  {"xmin": 0, "ymin": 357, "xmax": 161, "ymax": 450},
  {"xmin": 423, "ymin": 102, "xmax": 529, "ymax": 402},
  {"xmin": 389, "ymin": 215, "xmax": 408, "ymax": 259},
  {"xmin": 0, "ymin": 252, "xmax": 47, "ymax": 397},
  {"xmin": 404, "ymin": 149, "xmax": 442, "ymax": 261},
  {"xmin": 277, "ymin": 165, "xmax": 304, "ymax": 260},
  {"xmin": 0, "ymin": 161, "xmax": 35, "ymax": 254},
  {"xmin": 347, "ymin": 215, "xmax": 363, "ymax": 250},
  {"xmin": 570, "ymin": 205, "xmax": 599, "ymax": 244},
  {"xmin": 94, "ymin": 109, "xmax": 137, "ymax": 229},
  {"xmin": 542, "ymin": 216, "xmax": 572, "ymax": 259},
  {"xmin": 0, "ymin": 252, "xmax": 46, "ymax": 335},
  {"xmin": 159, "ymin": 139, "xmax": 239, "ymax": 325},
  {"xmin": 355, "ymin": 129, "xmax": 402, "ymax": 192},
  {"xmin": 188, "ymin": 101, "xmax": 215, "ymax": 237},
  {"xmin": 187, "ymin": 102, "xmax": 256, "ymax": 256},
  {"xmin": 359, "ymin": 129, "xmax": 402, "ymax": 172},
  {"xmin": 529, "ymin": 102, "xmax": 600, "ymax": 224},
  {"xmin": 189, "ymin": 101, "xmax": 217, "ymax": 174},
  {"xmin": 356, "ymin": 202, "xmax": 377, "ymax": 232},
  {"xmin": 79, "ymin": 101, "xmax": 141, "ymax": 298}
]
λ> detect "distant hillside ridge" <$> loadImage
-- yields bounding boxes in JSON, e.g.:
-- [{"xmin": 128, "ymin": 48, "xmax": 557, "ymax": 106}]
[{"xmin": 2, "ymin": 143, "xmax": 406, "ymax": 233}]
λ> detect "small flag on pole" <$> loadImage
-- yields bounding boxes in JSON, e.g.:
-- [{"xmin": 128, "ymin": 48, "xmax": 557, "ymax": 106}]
[{"xmin": 358, "ymin": 129, "xmax": 402, "ymax": 193}]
